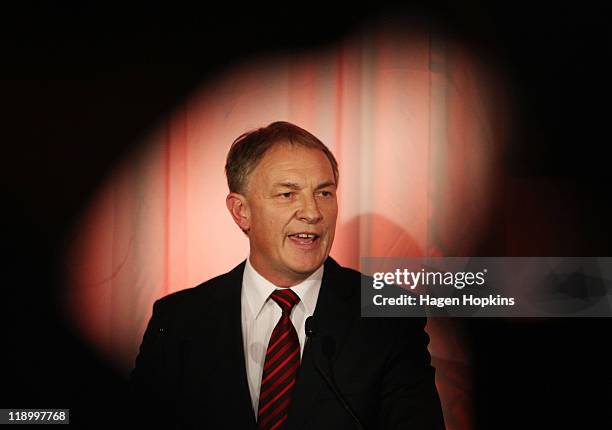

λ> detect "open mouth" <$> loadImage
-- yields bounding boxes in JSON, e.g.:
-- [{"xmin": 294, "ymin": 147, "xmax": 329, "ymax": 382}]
[{"xmin": 288, "ymin": 233, "xmax": 320, "ymax": 246}]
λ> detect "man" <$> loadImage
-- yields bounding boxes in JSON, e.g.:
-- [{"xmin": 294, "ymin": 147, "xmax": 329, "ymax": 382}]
[{"xmin": 129, "ymin": 121, "xmax": 445, "ymax": 429}]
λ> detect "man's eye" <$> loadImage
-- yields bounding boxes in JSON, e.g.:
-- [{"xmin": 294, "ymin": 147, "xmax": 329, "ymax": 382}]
[
  {"xmin": 318, "ymin": 191, "xmax": 333, "ymax": 197},
  {"xmin": 279, "ymin": 192, "xmax": 293, "ymax": 199}
]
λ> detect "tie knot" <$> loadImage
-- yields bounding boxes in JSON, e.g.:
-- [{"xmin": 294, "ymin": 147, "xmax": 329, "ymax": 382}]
[{"xmin": 270, "ymin": 289, "xmax": 300, "ymax": 313}]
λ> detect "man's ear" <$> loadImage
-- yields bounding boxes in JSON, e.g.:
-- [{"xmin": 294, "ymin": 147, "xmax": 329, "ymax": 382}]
[{"xmin": 226, "ymin": 192, "xmax": 250, "ymax": 233}]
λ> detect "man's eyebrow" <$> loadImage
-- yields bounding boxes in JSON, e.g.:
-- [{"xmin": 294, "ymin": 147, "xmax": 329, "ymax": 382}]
[
  {"xmin": 274, "ymin": 182, "xmax": 301, "ymax": 190},
  {"xmin": 315, "ymin": 180, "xmax": 337, "ymax": 190},
  {"xmin": 273, "ymin": 180, "xmax": 336, "ymax": 190}
]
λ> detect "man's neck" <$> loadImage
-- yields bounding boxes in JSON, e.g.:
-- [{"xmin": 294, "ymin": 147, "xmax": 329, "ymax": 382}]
[{"xmin": 248, "ymin": 257, "xmax": 320, "ymax": 288}]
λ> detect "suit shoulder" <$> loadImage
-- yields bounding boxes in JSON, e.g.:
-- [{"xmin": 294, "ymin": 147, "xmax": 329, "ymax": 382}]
[
  {"xmin": 328, "ymin": 259, "xmax": 377, "ymax": 299},
  {"xmin": 152, "ymin": 263, "xmax": 243, "ymax": 314},
  {"xmin": 327, "ymin": 257, "xmax": 367, "ymax": 281},
  {"xmin": 338, "ymin": 264, "xmax": 364, "ymax": 279},
  {"xmin": 330, "ymin": 264, "xmax": 427, "ymax": 331}
]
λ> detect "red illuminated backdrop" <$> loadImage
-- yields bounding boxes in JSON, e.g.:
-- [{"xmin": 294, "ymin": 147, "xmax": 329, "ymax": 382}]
[{"xmin": 64, "ymin": 25, "xmax": 508, "ymax": 430}]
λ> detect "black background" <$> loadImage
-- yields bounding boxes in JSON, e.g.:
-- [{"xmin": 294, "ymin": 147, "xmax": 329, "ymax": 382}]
[{"xmin": 1, "ymin": 2, "xmax": 611, "ymax": 428}]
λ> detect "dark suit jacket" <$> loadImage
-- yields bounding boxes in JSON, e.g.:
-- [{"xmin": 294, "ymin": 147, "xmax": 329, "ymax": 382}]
[{"xmin": 129, "ymin": 257, "xmax": 445, "ymax": 429}]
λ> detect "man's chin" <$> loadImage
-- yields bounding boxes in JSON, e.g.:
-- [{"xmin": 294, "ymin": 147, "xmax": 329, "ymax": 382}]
[{"xmin": 285, "ymin": 257, "xmax": 326, "ymax": 278}]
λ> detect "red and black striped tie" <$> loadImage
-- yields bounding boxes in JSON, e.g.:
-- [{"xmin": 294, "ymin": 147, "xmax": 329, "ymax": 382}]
[{"xmin": 257, "ymin": 289, "xmax": 301, "ymax": 430}]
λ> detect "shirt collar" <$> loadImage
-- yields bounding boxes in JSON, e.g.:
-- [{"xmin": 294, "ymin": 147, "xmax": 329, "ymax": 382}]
[{"xmin": 242, "ymin": 257, "xmax": 323, "ymax": 320}]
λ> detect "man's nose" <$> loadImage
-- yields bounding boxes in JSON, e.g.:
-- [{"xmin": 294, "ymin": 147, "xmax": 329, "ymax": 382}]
[{"xmin": 297, "ymin": 195, "xmax": 323, "ymax": 223}]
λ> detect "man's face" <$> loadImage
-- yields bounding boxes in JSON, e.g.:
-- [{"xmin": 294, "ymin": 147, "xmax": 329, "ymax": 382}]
[{"xmin": 242, "ymin": 143, "xmax": 338, "ymax": 286}]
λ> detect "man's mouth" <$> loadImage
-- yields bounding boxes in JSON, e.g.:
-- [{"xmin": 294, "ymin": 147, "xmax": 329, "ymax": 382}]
[{"xmin": 288, "ymin": 233, "xmax": 320, "ymax": 246}]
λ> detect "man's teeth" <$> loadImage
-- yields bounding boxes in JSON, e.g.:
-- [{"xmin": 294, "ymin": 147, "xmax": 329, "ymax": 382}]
[{"xmin": 293, "ymin": 233, "xmax": 317, "ymax": 238}]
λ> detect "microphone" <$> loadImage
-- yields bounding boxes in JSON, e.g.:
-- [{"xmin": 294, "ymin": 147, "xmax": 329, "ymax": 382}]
[{"xmin": 304, "ymin": 316, "xmax": 365, "ymax": 430}]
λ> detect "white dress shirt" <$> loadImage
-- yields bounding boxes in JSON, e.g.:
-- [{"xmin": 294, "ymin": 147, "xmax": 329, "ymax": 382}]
[{"xmin": 241, "ymin": 258, "xmax": 323, "ymax": 416}]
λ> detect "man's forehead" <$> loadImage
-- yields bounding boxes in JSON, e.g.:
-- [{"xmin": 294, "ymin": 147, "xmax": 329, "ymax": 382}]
[{"xmin": 255, "ymin": 144, "xmax": 335, "ymax": 183}]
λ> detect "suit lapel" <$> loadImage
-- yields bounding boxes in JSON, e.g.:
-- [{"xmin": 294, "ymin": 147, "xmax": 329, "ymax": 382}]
[
  {"xmin": 285, "ymin": 257, "xmax": 357, "ymax": 430},
  {"xmin": 186, "ymin": 261, "xmax": 257, "ymax": 429}
]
